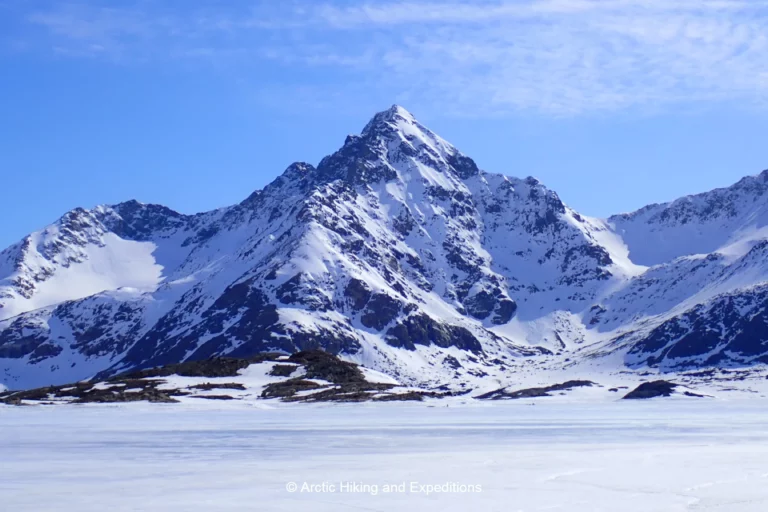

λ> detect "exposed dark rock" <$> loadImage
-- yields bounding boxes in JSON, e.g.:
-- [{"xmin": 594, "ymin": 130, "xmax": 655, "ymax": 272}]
[
  {"xmin": 628, "ymin": 287, "xmax": 768, "ymax": 369},
  {"xmin": 386, "ymin": 314, "xmax": 482, "ymax": 352},
  {"xmin": 269, "ymin": 364, "xmax": 298, "ymax": 377},
  {"xmin": 360, "ymin": 293, "xmax": 401, "ymax": 330},
  {"xmin": 0, "ymin": 318, "xmax": 50, "ymax": 359},
  {"xmin": 492, "ymin": 298, "xmax": 517, "ymax": 325},
  {"xmin": 260, "ymin": 379, "xmax": 326, "ymax": 399},
  {"xmin": 188, "ymin": 382, "xmax": 246, "ymax": 391},
  {"xmin": 461, "ymin": 287, "xmax": 517, "ymax": 325},
  {"xmin": 113, "ymin": 282, "xmax": 285, "ymax": 373},
  {"xmin": 74, "ymin": 389, "xmax": 179, "ymax": 404},
  {"xmin": 475, "ymin": 380, "xmax": 595, "ymax": 400},
  {"xmin": 283, "ymin": 386, "xmax": 380, "ymax": 403},
  {"xmin": 287, "ymin": 350, "xmax": 367, "ymax": 384},
  {"xmin": 392, "ymin": 208, "xmax": 416, "ymax": 237},
  {"xmin": 464, "ymin": 291, "xmax": 496, "ymax": 320},
  {"xmin": 344, "ymin": 278, "xmax": 372, "ymax": 311},
  {"xmin": 109, "ymin": 201, "xmax": 186, "ymax": 241},
  {"xmin": 257, "ymin": 350, "xmax": 453, "ymax": 403},
  {"xmin": 28, "ymin": 343, "xmax": 63, "ymax": 363},
  {"xmin": 114, "ymin": 354, "xmax": 282, "ymax": 380},
  {"xmin": 275, "ymin": 274, "xmax": 304, "ymax": 305},
  {"xmin": 623, "ymin": 380, "xmax": 680, "ymax": 399},
  {"xmin": 315, "ymin": 127, "xmax": 398, "ymax": 185},
  {"xmin": 443, "ymin": 355, "xmax": 462, "ymax": 369},
  {"xmin": 446, "ymin": 152, "xmax": 480, "ymax": 180},
  {"xmin": 561, "ymin": 244, "xmax": 613, "ymax": 271},
  {"xmin": 2, "ymin": 386, "xmax": 58, "ymax": 403},
  {"xmin": 0, "ymin": 376, "xmax": 188, "ymax": 405},
  {"xmin": 275, "ymin": 273, "xmax": 332, "ymax": 312},
  {"xmin": 372, "ymin": 391, "xmax": 425, "ymax": 402}
]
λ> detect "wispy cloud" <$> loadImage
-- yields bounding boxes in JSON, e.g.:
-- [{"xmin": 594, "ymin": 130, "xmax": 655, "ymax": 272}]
[
  {"xmin": 13, "ymin": 0, "xmax": 768, "ymax": 115},
  {"xmin": 313, "ymin": 0, "xmax": 768, "ymax": 26}
]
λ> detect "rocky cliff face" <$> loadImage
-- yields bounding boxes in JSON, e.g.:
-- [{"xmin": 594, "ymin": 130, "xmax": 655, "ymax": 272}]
[{"xmin": 2, "ymin": 106, "xmax": 768, "ymax": 390}]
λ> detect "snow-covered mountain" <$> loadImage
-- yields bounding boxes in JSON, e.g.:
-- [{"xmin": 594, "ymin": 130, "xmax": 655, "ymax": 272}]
[{"xmin": 2, "ymin": 106, "xmax": 768, "ymax": 391}]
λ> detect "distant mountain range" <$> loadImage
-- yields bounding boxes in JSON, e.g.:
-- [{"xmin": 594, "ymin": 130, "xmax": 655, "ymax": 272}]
[{"xmin": 3, "ymin": 105, "xmax": 768, "ymax": 391}]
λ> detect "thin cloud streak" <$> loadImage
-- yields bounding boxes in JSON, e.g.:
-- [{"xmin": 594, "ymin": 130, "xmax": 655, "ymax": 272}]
[
  {"xmin": 313, "ymin": 0, "xmax": 768, "ymax": 27},
  {"xmin": 16, "ymin": 0, "xmax": 768, "ymax": 115}
]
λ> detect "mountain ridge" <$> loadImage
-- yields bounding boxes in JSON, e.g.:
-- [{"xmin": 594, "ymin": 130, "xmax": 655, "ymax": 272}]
[{"xmin": 2, "ymin": 105, "xmax": 768, "ymax": 391}]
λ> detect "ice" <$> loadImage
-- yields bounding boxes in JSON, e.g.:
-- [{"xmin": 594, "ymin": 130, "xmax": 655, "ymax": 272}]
[{"xmin": 2, "ymin": 401, "xmax": 768, "ymax": 511}]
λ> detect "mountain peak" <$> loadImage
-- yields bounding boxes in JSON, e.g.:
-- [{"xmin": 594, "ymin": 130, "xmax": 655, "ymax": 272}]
[
  {"xmin": 361, "ymin": 104, "xmax": 418, "ymax": 138},
  {"xmin": 314, "ymin": 104, "xmax": 481, "ymax": 185},
  {"xmin": 388, "ymin": 104, "xmax": 413, "ymax": 115}
]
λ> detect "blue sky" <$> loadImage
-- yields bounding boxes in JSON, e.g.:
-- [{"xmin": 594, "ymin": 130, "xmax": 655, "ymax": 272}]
[{"xmin": 2, "ymin": 0, "xmax": 768, "ymax": 250}]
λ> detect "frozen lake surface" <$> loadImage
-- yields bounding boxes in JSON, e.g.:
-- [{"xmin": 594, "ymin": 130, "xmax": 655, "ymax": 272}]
[{"xmin": 2, "ymin": 400, "xmax": 768, "ymax": 511}]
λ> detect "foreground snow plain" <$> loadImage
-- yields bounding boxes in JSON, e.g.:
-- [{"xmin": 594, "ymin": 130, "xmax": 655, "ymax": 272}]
[{"xmin": 3, "ymin": 400, "xmax": 768, "ymax": 511}]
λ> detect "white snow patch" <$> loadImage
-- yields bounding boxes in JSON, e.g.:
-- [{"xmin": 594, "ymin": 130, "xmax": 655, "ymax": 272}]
[
  {"xmin": 359, "ymin": 366, "xmax": 401, "ymax": 385},
  {"xmin": 0, "ymin": 233, "xmax": 162, "ymax": 320}
]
